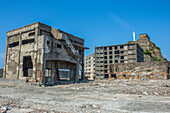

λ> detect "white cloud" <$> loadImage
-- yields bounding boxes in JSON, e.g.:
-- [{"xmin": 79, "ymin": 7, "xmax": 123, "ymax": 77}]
[{"xmin": 109, "ymin": 14, "xmax": 133, "ymax": 31}]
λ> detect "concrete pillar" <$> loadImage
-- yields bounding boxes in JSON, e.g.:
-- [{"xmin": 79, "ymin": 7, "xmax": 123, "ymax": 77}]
[
  {"xmin": 51, "ymin": 61, "xmax": 56, "ymax": 85},
  {"xmin": 81, "ymin": 49, "xmax": 84, "ymax": 80},
  {"xmin": 17, "ymin": 32, "xmax": 22, "ymax": 79},
  {"xmin": 75, "ymin": 63, "xmax": 79, "ymax": 82},
  {"xmin": 70, "ymin": 65, "xmax": 76, "ymax": 82},
  {"xmin": 41, "ymin": 35, "xmax": 45, "ymax": 85},
  {"xmin": 55, "ymin": 61, "xmax": 60, "ymax": 82},
  {"xmin": 34, "ymin": 26, "xmax": 40, "ymax": 80},
  {"xmin": 109, "ymin": 64, "xmax": 111, "ymax": 79}
]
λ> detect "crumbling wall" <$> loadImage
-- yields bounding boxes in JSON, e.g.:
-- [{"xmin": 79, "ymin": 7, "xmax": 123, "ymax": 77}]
[{"xmin": 109, "ymin": 61, "xmax": 169, "ymax": 80}]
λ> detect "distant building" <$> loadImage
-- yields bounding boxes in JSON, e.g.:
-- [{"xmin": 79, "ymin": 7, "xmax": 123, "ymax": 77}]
[
  {"xmin": 84, "ymin": 54, "xmax": 95, "ymax": 80},
  {"xmin": 95, "ymin": 42, "xmax": 144, "ymax": 79}
]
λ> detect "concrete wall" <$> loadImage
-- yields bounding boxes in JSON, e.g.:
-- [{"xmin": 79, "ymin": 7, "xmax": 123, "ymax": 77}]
[{"xmin": 109, "ymin": 61, "xmax": 169, "ymax": 80}]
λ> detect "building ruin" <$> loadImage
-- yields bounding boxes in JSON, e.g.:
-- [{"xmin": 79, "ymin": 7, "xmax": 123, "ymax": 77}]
[
  {"xmin": 84, "ymin": 54, "xmax": 95, "ymax": 80},
  {"xmin": 95, "ymin": 43, "xmax": 144, "ymax": 79},
  {"xmin": 109, "ymin": 61, "xmax": 170, "ymax": 80},
  {"xmin": 3, "ymin": 22, "xmax": 88, "ymax": 85}
]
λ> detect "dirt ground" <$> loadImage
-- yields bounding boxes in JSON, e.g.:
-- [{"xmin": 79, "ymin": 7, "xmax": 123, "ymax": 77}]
[{"xmin": 0, "ymin": 79, "xmax": 170, "ymax": 113}]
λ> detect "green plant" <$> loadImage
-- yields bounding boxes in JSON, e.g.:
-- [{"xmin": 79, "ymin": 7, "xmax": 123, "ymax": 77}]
[
  {"xmin": 152, "ymin": 56, "xmax": 162, "ymax": 61},
  {"xmin": 147, "ymin": 70, "xmax": 151, "ymax": 72},
  {"xmin": 144, "ymin": 50, "xmax": 151, "ymax": 55},
  {"xmin": 156, "ymin": 46, "xmax": 161, "ymax": 51},
  {"xmin": 149, "ymin": 47, "xmax": 153, "ymax": 51},
  {"xmin": 151, "ymin": 41, "xmax": 156, "ymax": 46},
  {"xmin": 127, "ymin": 41, "xmax": 133, "ymax": 44}
]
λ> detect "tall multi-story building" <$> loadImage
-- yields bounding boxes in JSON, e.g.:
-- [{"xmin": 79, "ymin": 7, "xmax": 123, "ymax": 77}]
[
  {"xmin": 84, "ymin": 54, "xmax": 95, "ymax": 80},
  {"xmin": 95, "ymin": 42, "xmax": 144, "ymax": 79}
]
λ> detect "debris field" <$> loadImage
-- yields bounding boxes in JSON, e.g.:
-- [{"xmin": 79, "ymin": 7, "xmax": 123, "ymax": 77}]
[{"xmin": 0, "ymin": 79, "xmax": 170, "ymax": 113}]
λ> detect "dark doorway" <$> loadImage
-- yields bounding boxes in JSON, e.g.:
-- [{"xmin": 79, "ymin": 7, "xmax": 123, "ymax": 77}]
[
  {"xmin": 23, "ymin": 56, "xmax": 33, "ymax": 77},
  {"xmin": 104, "ymin": 74, "xmax": 109, "ymax": 78},
  {"xmin": 111, "ymin": 73, "xmax": 117, "ymax": 79}
]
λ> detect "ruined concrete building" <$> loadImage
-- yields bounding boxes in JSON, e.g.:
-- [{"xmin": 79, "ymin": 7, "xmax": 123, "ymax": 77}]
[
  {"xmin": 3, "ymin": 22, "xmax": 88, "ymax": 85},
  {"xmin": 95, "ymin": 43, "xmax": 144, "ymax": 79},
  {"xmin": 84, "ymin": 54, "xmax": 95, "ymax": 80},
  {"xmin": 109, "ymin": 61, "xmax": 170, "ymax": 80}
]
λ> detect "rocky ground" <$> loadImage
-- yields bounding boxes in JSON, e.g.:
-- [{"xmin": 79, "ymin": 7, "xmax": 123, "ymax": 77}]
[{"xmin": 0, "ymin": 79, "xmax": 170, "ymax": 113}]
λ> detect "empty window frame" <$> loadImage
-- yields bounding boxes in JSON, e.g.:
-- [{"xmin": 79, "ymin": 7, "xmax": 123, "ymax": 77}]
[
  {"xmin": 115, "ymin": 51, "xmax": 119, "ymax": 54},
  {"xmin": 104, "ymin": 61, "xmax": 107, "ymax": 64},
  {"xmin": 22, "ymin": 39, "xmax": 34, "ymax": 45},
  {"xmin": 8, "ymin": 41, "xmax": 19, "ymax": 48},
  {"xmin": 115, "ymin": 60, "xmax": 118, "ymax": 63},
  {"xmin": 57, "ymin": 44, "xmax": 62, "ymax": 48},
  {"xmin": 121, "ymin": 56, "xmax": 124, "ymax": 59},
  {"xmin": 120, "ymin": 45, "xmax": 124, "ymax": 49},
  {"xmin": 105, "ymin": 74, "xmax": 109, "ymax": 78},
  {"xmin": 28, "ymin": 32, "xmax": 35, "ymax": 36},
  {"xmin": 109, "ymin": 51, "xmax": 112, "ymax": 54}
]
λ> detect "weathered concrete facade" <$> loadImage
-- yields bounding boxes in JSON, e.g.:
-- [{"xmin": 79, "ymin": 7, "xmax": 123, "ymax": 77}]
[
  {"xmin": 3, "ymin": 22, "xmax": 88, "ymax": 85},
  {"xmin": 84, "ymin": 54, "xmax": 95, "ymax": 80},
  {"xmin": 109, "ymin": 61, "xmax": 170, "ymax": 80},
  {"xmin": 95, "ymin": 43, "xmax": 144, "ymax": 79}
]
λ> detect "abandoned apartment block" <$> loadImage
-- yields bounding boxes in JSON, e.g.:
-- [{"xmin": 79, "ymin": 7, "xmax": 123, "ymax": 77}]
[
  {"xmin": 84, "ymin": 54, "xmax": 95, "ymax": 80},
  {"xmin": 3, "ymin": 22, "xmax": 88, "ymax": 85},
  {"xmin": 95, "ymin": 43, "xmax": 144, "ymax": 79}
]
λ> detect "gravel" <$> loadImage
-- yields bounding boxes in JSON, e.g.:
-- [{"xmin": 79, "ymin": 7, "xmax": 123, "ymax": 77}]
[{"xmin": 0, "ymin": 78, "xmax": 170, "ymax": 113}]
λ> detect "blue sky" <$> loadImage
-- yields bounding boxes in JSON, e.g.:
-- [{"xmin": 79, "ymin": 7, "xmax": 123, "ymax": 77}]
[{"xmin": 0, "ymin": 0, "xmax": 170, "ymax": 68}]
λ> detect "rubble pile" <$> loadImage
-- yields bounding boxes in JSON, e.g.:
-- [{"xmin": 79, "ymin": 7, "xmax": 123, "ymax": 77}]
[
  {"xmin": 67, "ymin": 79, "xmax": 170, "ymax": 96},
  {"xmin": 0, "ymin": 79, "xmax": 169, "ymax": 112}
]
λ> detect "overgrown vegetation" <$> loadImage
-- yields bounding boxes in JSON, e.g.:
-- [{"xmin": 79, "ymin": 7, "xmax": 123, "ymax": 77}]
[
  {"xmin": 149, "ymin": 47, "xmax": 154, "ymax": 51},
  {"xmin": 144, "ymin": 49, "xmax": 151, "ymax": 55},
  {"xmin": 147, "ymin": 69, "xmax": 151, "ymax": 72},
  {"xmin": 151, "ymin": 41, "xmax": 156, "ymax": 46},
  {"xmin": 156, "ymin": 46, "xmax": 161, "ymax": 51},
  {"xmin": 152, "ymin": 55, "xmax": 162, "ymax": 61},
  {"xmin": 127, "ymin": 41, "xmax": 133, "ymax": 44}
]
